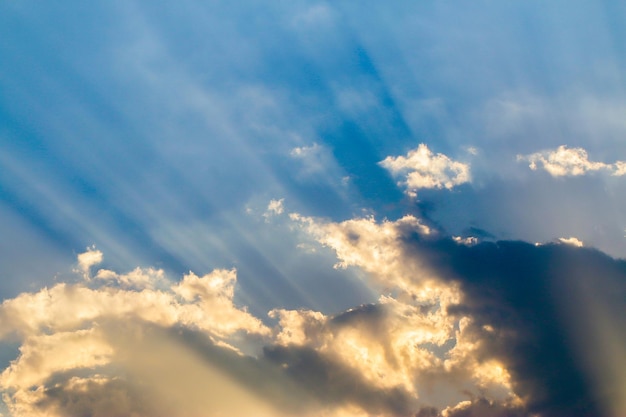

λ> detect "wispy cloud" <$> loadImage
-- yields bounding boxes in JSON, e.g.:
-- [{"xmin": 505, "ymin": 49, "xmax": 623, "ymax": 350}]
[
  {"xmin": 517, "ymin": 145, "xmax": 626, "ymax": 177},
  {"xmin": 380, "ymin": 144, "xmax": 471, "ymax": 197},
  {"xmin": 263, "ymin": 198, "xmax": 285, "ymax": 221}
]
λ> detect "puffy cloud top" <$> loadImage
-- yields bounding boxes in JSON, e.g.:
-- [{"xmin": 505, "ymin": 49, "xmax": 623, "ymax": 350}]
[
  {"xmin": 518, "ymin": 145, "xmax": 626, "ymax": 177},
  {"xmin": 380, "ymin": 144, "xmax": 471, "ymax": 197},
  {"xmin": 1, "ymin": 216, "xmax": 625, "ymax": 417}
]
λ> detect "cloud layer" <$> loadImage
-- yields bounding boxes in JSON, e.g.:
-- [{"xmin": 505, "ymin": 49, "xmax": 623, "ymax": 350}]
[{"xmin": 3, "ymin": 210, "xmax": 623, "ymax": 416}]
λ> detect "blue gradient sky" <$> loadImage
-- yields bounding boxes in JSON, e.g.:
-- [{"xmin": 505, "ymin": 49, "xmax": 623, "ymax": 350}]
[{"xmin": 1, "ymin": 2, "xmax": 626, "ymax": 416}]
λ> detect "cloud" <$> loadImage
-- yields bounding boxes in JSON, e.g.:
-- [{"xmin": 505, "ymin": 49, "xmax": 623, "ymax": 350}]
[
  {"xmin": 0, "ymin": 241, "xmax": 513, "ymax": 417},
  {"xmin": 75, "ymin": 246, "xmax": 103, "ymax": 279},
  {"xmin": 2, "ymin": 323, "xmax": 291, "ymax": 417},
  {"xmin": 264, "ymin": 198, "xmax": 285, "ymax": 221},
  {"xmin": 0, "ymin": 249, "xmax": 279, "ymax": 416},
  {"xmin": 0, "ymin": 247, "xmax": 449, "ymax": 417},
  {"xmin": 289, "ymin": 214, "xmax": 520, "ymax": 410},
  {"xmin": 291, "ymin": 212, "xmax": 626, "ymax": 417},
  {"xmin": 289, "ymin": 212, "xmax": 439, "ymax": 298},
  {"xmin": 380, "ymin": 144, "xmax": 471, "ymax": 197},
  {"xmin": 557, "ymin": 236, "xmax": 583, "ymax": 247},
  {"xmin": 289, "ymin": 143, "xmax": 340, "ymax": 179},
  {"xmin": 290, "ymin": 143, "xmax": 322, "ymax": 159},
  {"xmin": 440, "ymin": 398, "xmax": 527, "ymax": 417},
  {"xmin": 517, "ymin": 145, "xmax": 626, "ymax": 177},
  {"xmin": 406, "ymin": 239, "xmax": 625, "ymax": 417},
  {"xmin": 3, "ymin": 220, "xmax": 625, "ymax": 417}
]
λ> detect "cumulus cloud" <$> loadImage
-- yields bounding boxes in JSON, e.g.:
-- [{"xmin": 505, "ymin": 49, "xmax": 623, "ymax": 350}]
[
  {"xmin": 289, "ymin": 212, "xmax": 438, "ymax": 297},
  {"xmin": 379, "ymin": 144, "xmax": 471, "ymax": 197},
  {"xmin": 2, "ymin": 219, "xmax": 625, "ymax": 417},
  {"xmin": 289, "ymin": 214, "xmax": 519, "ymax": 410},
  {"xmin": 290, "ymin": 212, "xmax": 626, "ymax": 417},
  {"xmin": 518, "ymin": 145, "xmax": 626, "ymax": 177},
  {"xmin": 0, "ymin": 250, "xmax": 277, "ymax": 417}
]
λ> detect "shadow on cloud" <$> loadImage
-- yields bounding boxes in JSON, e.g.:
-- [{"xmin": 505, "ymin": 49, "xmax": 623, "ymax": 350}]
[{"xmin": 0, "ymin": 216, "xmax": 625, "ymax": 417}]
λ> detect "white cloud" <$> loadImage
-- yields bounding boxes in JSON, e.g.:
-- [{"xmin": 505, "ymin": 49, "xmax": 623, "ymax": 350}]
[
  {"xmin": 290, "ymin": 143, "xmax": 321, "ymax": 159},
  {"xmin": 453, "ymin": 236, "xmax": 479, "ymax": 246},
  {"xmin": 614, "ymin": 161, "xmax": 626, "ymax": 176},
  {"xmin": 290, "ymin": 212, "xmax": 438, "ymax": 299},
  {"xmin": 517, "ymin": 145, "xmax": 626, "ymax": 177},
  {"xmin": 75, "ymin": 246, "xmax": 103, "ymax": 279},
  {"xmin": 558, "ymin": 237, "xmax": 584, "ymax": 247},
  {"xmin": 1, "ymin": 328, "xmax": 113, "ymax": 390},
  {"xmin": 380, "ymin": 144, "xmax": 471, "ymax": 197},
  {"xmin": 263, "ymin": 198, "xmax": 285, "ymax": 220},
  {"xmin": 95, "ymin": 266, "xmax": 166, "ymax": 289}
]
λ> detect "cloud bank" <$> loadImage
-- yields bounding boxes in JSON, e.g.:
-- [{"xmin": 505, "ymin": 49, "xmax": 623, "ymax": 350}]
[{"xmin": 1, "ymin": 214, "xmax": 624, "ymax": 416}]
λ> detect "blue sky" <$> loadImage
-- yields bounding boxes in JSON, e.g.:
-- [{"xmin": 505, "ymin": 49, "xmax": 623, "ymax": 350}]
[{"xmin": 1, "ymin": 1, "xmax": 625, "ymax": 416}]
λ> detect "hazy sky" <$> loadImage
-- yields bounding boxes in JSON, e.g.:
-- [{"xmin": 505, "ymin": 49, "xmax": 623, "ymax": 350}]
[{"xmin": 1, "ymin": 1, "xmax": 625, "ymax": 416}]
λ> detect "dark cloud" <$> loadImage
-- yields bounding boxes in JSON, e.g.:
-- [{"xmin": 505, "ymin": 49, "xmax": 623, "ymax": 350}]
[
  {"xmin": 32, "ymin": 321, "xmax": 419, "ymax": 417},
  {"xmin": 461, "ymin": 226, "xmax": 495, "ymax": 240},
  {"xmin": 18, "ymin": 323, "xmax": 310, "ymax": 417},
  {"xmin": 402, "ymin": 236, "xmax": 626, "ymax": 417},
  {"xmin": 415, "ymin": 398, "xmax": 528, "ymax": 417},
  {"xmin": 329, "ymin": 302, "xmax": 386, "ymax": 327},
  {"xmin": 442, "ymin": 397, "xmax": 528, "ymax": 417},
  {"xmin": 263, "ymin": 344, "xmax": 417, "ymax": 416},
  {"xmin": 39, "ymin": 377, "xmax": 157, "ymax": 417},
  {"xmin": 415, "ymin": 406, "xmax": 440, "ymax": 417}
]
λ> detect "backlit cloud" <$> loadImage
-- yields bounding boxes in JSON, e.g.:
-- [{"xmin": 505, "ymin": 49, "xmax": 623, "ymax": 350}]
[
  {"xmin": 380, "ymin": 144, "xmax": 471, "ymax": 197},
  {"xmin": 518, "ymin": 145, "xmax": 626, "ymax": 177},
  {"xmin": 0, "ymin": 251, "xmax": 277, "ymax": 417},
  {"xmin": 557, "ymin": 236, "xmax": 584, "ymax": 247},
  {"xmin": 75, "ymin": 246, "xmax": 103, "ymax": 279},
  {"xmin": 2, "ymin": 212, "xmax": 626, "ymax": 416},
  {"xmin": 290, "ymin": 212, "xmax": 626, "ymax": 417},
  {"xmin": 1, "ymin": 1, "xmax": 625, "ymax": 416}
]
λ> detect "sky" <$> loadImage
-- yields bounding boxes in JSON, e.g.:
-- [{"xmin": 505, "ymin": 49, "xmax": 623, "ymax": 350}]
[{"xmin": 1, "ymin": 1, "xmax": 625, "ymax": 416}]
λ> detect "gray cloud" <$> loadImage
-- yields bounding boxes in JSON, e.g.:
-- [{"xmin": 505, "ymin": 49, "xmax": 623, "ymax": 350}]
[
  {"xmin": 402, "ymin": 238, "xmax": 625, "ymax": 417},
  {"xmin": 294, "ymin": 212, "xmax": 626, "ymax": 417},
  {"xmin": 263, "ymin": 344, "xmax": 417, "ymax": 416},
  {"xmin": 441, "ymin": 398, "xmax": 527, "ymax": 417},
  {"xmin": 2, "ymin": 215, "xmax": 625, "ymax": 417}
]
